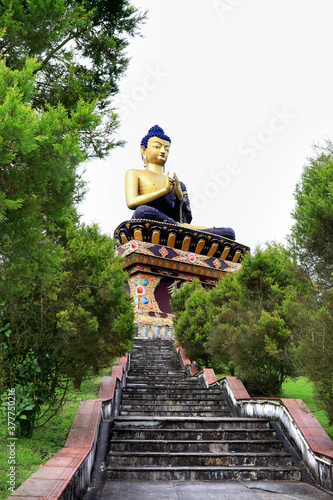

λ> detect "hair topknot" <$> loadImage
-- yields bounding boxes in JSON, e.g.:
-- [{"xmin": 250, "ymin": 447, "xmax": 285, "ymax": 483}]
[{"xmin": 140, "ymin": 125, "xmax": 171, "ymax": 147}]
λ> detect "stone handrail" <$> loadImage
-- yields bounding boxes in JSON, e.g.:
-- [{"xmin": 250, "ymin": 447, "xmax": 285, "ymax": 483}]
[{"xmin": 9, "ymin": 354, "xmax": 129, "ymax": 500}]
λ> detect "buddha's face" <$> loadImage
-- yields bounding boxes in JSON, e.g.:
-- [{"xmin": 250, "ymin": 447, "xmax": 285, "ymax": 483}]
[{"xmin": 141, "ymin": 137, "xmax": 170, "ymax": 167}]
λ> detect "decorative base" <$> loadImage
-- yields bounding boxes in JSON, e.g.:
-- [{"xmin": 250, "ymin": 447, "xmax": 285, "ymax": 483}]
[
  {"xmin": 114, "ymin": 219, "xmax": 250, "ymax": 263},
  {"xmin": 115, "ymin": 220, "xmax": 250, "ymax": 341},
  {"xmin": 116, "ymin": 235, "xmax": 249, "ymax": 341}
]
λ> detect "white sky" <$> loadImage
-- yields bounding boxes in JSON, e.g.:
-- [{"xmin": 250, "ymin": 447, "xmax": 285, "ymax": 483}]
[{"xmin": 78, "ymin": 0, "xmax": 333, "ymax": 252}]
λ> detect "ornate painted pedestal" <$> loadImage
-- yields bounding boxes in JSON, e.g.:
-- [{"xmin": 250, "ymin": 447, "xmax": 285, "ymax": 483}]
[{"xmin": 115, "ymin": 220, "xmax": 250, "ymax": 340}]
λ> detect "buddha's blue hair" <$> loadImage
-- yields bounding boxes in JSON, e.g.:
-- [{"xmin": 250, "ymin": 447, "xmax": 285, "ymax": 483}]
[{"xmin": 141, "ymin": 125, "xmax": 171, "ymax": 147}]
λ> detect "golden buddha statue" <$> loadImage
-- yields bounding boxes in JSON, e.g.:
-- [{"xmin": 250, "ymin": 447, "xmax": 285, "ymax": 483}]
[{"xmin": 125, "ymin": 125, "xmax": 235, "ymax": 240}]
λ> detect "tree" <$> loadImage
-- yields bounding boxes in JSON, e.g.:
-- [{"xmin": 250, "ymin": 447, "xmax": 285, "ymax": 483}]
[
  {"xmin": 207, "ymin": 273, "xmax": 243, "ymax": 376},
  {"xmin": 0, "ymin": 2, "xmax": 145, "ymax": 435},
  {"xmin": 0, "ymin": 58, "xmax": 97, "ymax": 358},
  {"xmin": 0, "ymin": 220, "xmax": 135, "ymax": 436},
  {"xmin": 57, "ymin": 221, "xmax": 135, "ymax": 390},
  {"xmin": 0, "ymin": 2, "xmax": 146, "ymax": 303},
  {"xmin": 171, "ymin": 244, "xmax": 309, "ymax": 396},
  {"xmin": 209, "ymin": 244, "xmax": 308, "ymax": 396},
  {"xmin": 292, "ymin": 295, "xmax": 333, "ymax": 426},
  {"xmin": 289, "ymin": 141, "xmax": 333, "ymax": 424},
  {"xmin": 171, "ymin": 283, "xmax": 213, "ymax": 367},
  {"xmin": 289, "ymin": 140, "xmax": 333, "ymax": 291},
  {"xmin": 170, "ymin": 281, "xmax": 202, "ymax": 326},
  {"xmin": 0, "ymin": 62, "xmax": 134, "ymax": 428},
  {"xmin": 0, "ymin": 0, "xmax": 145, "ymax": 155}
]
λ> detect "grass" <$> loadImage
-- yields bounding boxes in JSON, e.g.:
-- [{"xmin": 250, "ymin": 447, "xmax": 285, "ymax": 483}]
[{"xmin": 0, "ymin": 367, "xmax": 113, "ymax": 500}]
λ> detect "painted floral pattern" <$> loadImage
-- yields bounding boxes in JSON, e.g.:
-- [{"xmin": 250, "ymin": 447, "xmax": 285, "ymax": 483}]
[
  {"xmin": 187, "ymin": 253, "xmax": 197, "ymax": 264},
  {"xmin": 131, "ymin": 240, "xmax": 140, "ymax": 251}
]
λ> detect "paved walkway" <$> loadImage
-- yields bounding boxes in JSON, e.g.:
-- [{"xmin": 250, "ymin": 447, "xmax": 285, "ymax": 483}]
[{"xmin": 100, "ymin": 480, "xmax": 333, "ymax": 500}]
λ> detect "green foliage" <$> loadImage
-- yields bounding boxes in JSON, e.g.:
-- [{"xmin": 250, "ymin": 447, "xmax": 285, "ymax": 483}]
[
  {"xmin": 0, "ymin": 1, "xmax": 143, "ymax": 437},
  {"xmin": 0, "ymin": 57, "xmax": 98, "ymax": 255},
  {"xmin": 170, "ymin": 281, "xmax": 202, "ymax": 325},
  {"xmin": 229, "ymin": 310, "xmax": 296, "ymax": 396},
  {"xmin": 171, "ymin": 283, "xmax": 212, "ymax": 367},
  {"xmin": 0, "ymin": 0, "xmax": 146, "ymax": 156},
  {"xmin": 172, "ymin": 244, "xmax": 309, "ymax": 396},
  {"xmin": 57, "ymin": 221, "xmax": 135, "ymax": 389},
  {"xmin": 208, "ymin": 274, "xmax": 243, "ymax": 375},
  {"xmin": 0, "ymin": 221, "xmax": 134, "ymax": 436},
  {"xmin": 211, "ymin": 244, "xmax": 308, "ymax": 396},
  {"xmin": 0, "ymin": 382, "xmax": 36, "ymax": 436},
  {"xmin": 0, "ymin": 367, "xmax": 109, "ymax": 499},
  {"xmin": 294, "ymin": 295, "xmax": 333, "ymax": 426},
  {"xmin": 290, "ymin": 140, "xmax": 333, "ymax": 290},
  {"xmin": 0, "ymin": 0, "xmax": 145, "ymax": 157},
  {"xmin": 289, "ymin": 140, "xmax": 333, "ymax": 426}
]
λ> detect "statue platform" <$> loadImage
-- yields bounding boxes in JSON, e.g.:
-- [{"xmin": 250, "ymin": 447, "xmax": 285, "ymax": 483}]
[
  {"xmin": 115, "ymin": 220, "xmax": 250, "ymax": 340},
  {"xmin": 114, "ymin": 219, "xmax": 249, "ymax": 262}
]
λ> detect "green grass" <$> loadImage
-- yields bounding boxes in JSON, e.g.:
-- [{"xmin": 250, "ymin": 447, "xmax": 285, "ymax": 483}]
[{"xmin": 0, "ymin": 368, "xmax": 113, "ymax": 500}]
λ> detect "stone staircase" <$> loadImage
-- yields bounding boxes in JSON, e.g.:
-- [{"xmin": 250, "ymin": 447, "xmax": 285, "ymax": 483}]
[{"xmin": 106, "ymin": 339, "xmax": 303, "ymax": 481}]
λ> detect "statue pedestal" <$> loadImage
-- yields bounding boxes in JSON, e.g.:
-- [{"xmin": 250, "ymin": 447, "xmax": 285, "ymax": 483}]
[{"xmin": 116, "ymin": 239, "xmax": 243, "ymax": 340}]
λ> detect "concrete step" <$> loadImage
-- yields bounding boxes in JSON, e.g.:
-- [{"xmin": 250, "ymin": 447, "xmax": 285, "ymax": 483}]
[
  {"xmin": 120, "ymin": 403, "xmax": 229, "ymax": 412},
  {"xmin": 131, "ymin": 350, "xmax": 176, "ymax": 354},
  {"xmin": 128, "ymin": 370, "xmax": 186, "ymax": 377},
  {"xmin": 110, "ymin": 439, "xmax": 285, "ymax": 453},
  {"xmin": 108, "ymin": 451, "xmax": 294, "ymax": 467},
  {"xmin": 131, "ymin": 358, "xmax": 177, "ymax": 361},
  {"xmin": 131, "ymin": 350, "xmax": 175, "ymax": 355},
  {"xmin": 126, "ymin": 378, "xmax": 198, "ymax": 383},
  {"xmin": 121, "ymin": 396, "xmax": 224, "ymax": 403},
  {"xmin": 130, "ymin": 356, "xmax": 177, "ymax": 361},
  {"xmin": 111, "ymin": 428, "xmax": 278, "ymax": 441},
  {"xmin": 129, "ymin": 359, "xmax": 181, "ymax": 364},
  {"xmin": 131, "ymin": 354, "xmax": 178, "ymax": 358},
  {"xmin": 125, "ymin": 381, "xmax": 201, "ymax": 388},
  {"xmin": 126, "ymin": 375, "xmax": 197, "ymax": 382},
  {"xmin": 132, "ymin": 343, "xmax": 174, "ymax": 348},
  {"xmin": 119, "ymin": 410, "xmax": 230, "ymax": 417},
  {"xmin": 121, "ymin": 396, "xmax": 226, "ymax": 404},
  {"xmin": 124, "ymin": 385, "xmax": 203, "ymax": 391},
  {"xmin": 106, "ymin": 465, "xmax": 302, "ymax": 481},
  {"xmin": 112, "ymin": 416, "xmax": 272, "ymax": 430},
  {"xmin": 129, "ymin": 372, "xmax": 186, "ymax": 376},
  {"xmin": 131, "ymin": 351, "xmax": 177, "ymax": 356},
  {"xmin": 122, "ymin": 387, "xmax": 223, "ymax": 396},
  {"xmin": 130, "ymin": 363, "xmax": 185, "ymax": 369},
  {"xmin": 132, "ymin": 341, "xmax": 174, "ymax": 345}
]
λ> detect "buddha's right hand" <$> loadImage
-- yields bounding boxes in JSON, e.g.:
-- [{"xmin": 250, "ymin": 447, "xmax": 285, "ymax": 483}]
[{"xmin": 164, "ymin": 171, "xmax": 173, "ymax": 194}]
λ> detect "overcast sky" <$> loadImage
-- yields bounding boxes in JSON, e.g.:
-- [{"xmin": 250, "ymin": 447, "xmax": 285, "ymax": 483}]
[{"xmin": 78, "ymin": 0, "xmax": 333, "ymax": 252}]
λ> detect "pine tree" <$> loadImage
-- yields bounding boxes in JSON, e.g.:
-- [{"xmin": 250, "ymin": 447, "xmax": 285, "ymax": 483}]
[{"xmin": 0, "ymin": 1, "xmax": 145, "ymax": 436}]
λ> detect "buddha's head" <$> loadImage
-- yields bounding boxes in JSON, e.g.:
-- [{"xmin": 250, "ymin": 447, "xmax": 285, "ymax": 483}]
[{"xmin": 140, "ymin": 125, "xmax": 171, "ymax": 168}]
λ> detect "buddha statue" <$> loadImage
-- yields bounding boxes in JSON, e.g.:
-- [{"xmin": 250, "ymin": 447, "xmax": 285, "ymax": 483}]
[{"xmin": 125, "ymin": 125, "xmax": 235, "ymax": 240}]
